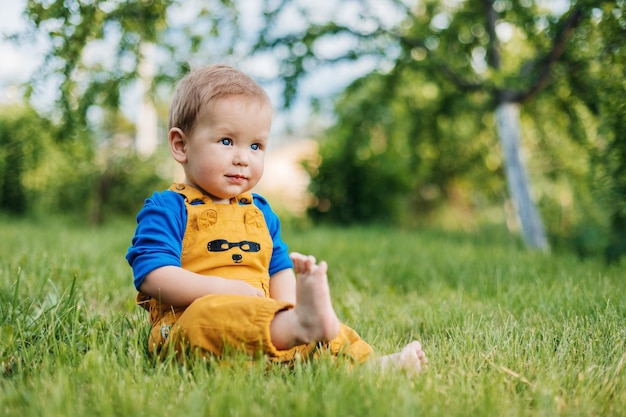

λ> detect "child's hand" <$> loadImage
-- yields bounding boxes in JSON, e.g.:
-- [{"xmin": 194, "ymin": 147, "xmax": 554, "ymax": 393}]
[{"xmin": 221, "ymin": 279, "xmax": 265, "ymax": 298}]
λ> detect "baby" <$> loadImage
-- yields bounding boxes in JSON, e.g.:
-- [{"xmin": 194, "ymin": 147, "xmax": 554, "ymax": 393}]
[{"xmin": 126, "ymin": 64, "xmax": 427, "ymax": 374}]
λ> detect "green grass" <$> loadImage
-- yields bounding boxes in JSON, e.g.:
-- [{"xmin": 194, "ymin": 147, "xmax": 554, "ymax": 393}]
[{"xmin": 1, "ymin": 215, "xmax": 624, "ymax": 416}]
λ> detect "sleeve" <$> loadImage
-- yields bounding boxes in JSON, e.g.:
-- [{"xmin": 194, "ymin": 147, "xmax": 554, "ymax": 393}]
[
  {"xmin": 253, "ymin": 193, "xmax": 294, "ymax": 276},
  {"xmin": 126, "ymin": 191, "xmax": 187, "ymax": 290}
]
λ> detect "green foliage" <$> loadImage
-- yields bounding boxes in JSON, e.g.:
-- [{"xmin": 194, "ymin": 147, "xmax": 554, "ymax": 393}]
[
  {"xmin": 19, "ymin": 0, "xmax": 239, "ymax": 136},
  {"xmin": 558, "ymin": 1, "xmax": 626, "ymax": 261},
  {"xmin": 0, "ymin": 105, "xmax": 55, "ymax": 213},
  {"xmin": 257, "ymin": 0, "xmax": 626, "ymax": 260},
  {"xmin": 1, "ymin": 218, "xmax": 625, "ymax": 416},
  {"xmin": 520, "ymin": 1, "xmax": 626, "ymax": 259},
  {"xmin": 33, "ymin": 139, "xmax": 168, "ymax": 223},
  {"xmin": 307, "ymin": 74, "xmax": 413, "ymax": 224},
  {"xmin": 307, "ymin": 67, "xmax": 501, "ymax": 225},
  {"xmin": 88, "ymin": 137, "xmax": 171, "ymax": 223},
  {"xmin": 6, "ymin": 0, "xmax": 242, "ymax": 222},
  {"xmin": 0, "ymin": 107, "xmax": 168, "ymax": 221},
  {"xmin": 8, "ymin": 0, "xmax": 624, "ymax": 260}
]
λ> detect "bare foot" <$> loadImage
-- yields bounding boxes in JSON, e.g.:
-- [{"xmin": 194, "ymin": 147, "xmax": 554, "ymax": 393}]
[
  {"xmin": 377, "ymin": 341, "xmax": 428, "ymax": 377},
  {"xmin": 270, "ymin": 253, "xmax": 340, "ymax": 349},
  {"xmin": 291, "ymin": 252, "xmax": 341, "ymax": 343}
]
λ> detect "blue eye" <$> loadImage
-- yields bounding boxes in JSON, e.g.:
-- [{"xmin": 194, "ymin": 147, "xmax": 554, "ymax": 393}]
[
  {"xmin": 219, "ymin": 138, "xmax": 232, "ymax": 146},
  {"xmin": 250, "ymin": 144, "xmax": 260, "ymax": 151}
]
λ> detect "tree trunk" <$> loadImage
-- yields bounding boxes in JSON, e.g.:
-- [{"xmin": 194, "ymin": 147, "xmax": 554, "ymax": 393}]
[
  {"xmin": 135, "ymin": 42, "xmax": 158, "ymax": 157},
  {"xmin": 495, "ymin": 102, "xmax": 549, "ymax": 250}
]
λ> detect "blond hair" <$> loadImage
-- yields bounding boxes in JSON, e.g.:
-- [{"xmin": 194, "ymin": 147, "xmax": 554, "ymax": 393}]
[{"xmin": 168, "ymin": 64, "xmax": 271, "ymax": 132}]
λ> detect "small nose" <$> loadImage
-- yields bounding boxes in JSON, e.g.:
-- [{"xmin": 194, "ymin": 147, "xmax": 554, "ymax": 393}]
[{"xmin": 233, "ymin": 148, "xmax": 249, "ymax": 166}]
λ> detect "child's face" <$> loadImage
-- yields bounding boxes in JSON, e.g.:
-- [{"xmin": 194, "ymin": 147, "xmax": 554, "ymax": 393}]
[{"xmin": 172, "ymin": 95, "xmax": 273, "ymax": 203}]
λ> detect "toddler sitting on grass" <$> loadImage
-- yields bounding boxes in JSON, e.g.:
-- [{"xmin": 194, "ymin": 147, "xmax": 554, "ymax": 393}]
[{"xmin": 126, "ymin": 64, "xmax": 427, "ymax": 374}]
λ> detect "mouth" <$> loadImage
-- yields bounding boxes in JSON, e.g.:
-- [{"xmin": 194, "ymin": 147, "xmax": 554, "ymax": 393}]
[{"xmin": 226, "ymin": 174, "xmax": 247, "ymax": 184}]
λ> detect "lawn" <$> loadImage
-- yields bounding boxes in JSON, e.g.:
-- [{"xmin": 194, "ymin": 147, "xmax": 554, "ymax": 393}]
[{"xmin": 1, "ymin": 215, "xmax": 624, "ymax": 416}]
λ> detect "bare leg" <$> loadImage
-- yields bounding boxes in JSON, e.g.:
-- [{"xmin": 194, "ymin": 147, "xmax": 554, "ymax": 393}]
[
  {"xmin": 375, "ymin": 341, "xmax": 428, "ymax": 377},
  {"xmin": 270, "ymin": 253, "xmax": 340, "ymax": 350}
]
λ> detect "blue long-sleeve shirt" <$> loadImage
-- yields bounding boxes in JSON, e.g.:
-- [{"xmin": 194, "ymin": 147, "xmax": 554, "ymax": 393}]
[{"xmin": 126, "ymin": 190, "xmax": 293, "ymax": 291}]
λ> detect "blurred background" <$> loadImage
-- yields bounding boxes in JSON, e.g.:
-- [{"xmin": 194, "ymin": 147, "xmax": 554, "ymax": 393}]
[{"xmin": 0, "ymin": 0, "xmax": 624, "ymax": 262}]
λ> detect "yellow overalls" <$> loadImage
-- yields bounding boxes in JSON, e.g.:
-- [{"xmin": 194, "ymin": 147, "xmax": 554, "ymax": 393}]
[{"xmin": 137, "ymin": 183, "xmax": 373, "ymax": 363}]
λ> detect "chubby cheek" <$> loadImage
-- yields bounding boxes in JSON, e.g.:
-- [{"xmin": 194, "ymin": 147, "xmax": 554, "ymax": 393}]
[
  {"xmin": 256, "ymin": 160, "xmax": 265, "ymax": 175},
  {"xmin": 251, "ymin": 158, "xmax": 265, "ymax": 179},
  {"xmin": 193, "ymin": 159, "xmax": 222, "ymax": 181}
]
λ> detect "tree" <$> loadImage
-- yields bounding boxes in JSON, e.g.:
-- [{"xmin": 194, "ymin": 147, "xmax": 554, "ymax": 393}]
[
  {"xmin": 255, "ymin": 0, "xmax": 624, "ymax": 253},
  {"xmin": 0, "ymin": 105, "xmax": 54, "ymax": 213},
  {"xmin": 2, "ymin": 1, "xmax": 247, "ymax": 219},
  {"xmin": 10, "ymin": 0, "xmax": 625, "ymax": 257},
  {"xmin": 17, "ymin": 0, "xmax": 241, "ymax": 139},
  {"xmin": 557, "ymin": 3, "xmax": 626, "ymax": 261},
  {"xmin": 5, "ymin": 0, "xmax": 246, "ymax": 219}
]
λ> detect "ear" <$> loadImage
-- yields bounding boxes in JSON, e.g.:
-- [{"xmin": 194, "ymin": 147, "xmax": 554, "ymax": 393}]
[{"xmin": 169, "ymin": 128, "xmax": 187, "ymax": 163}]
